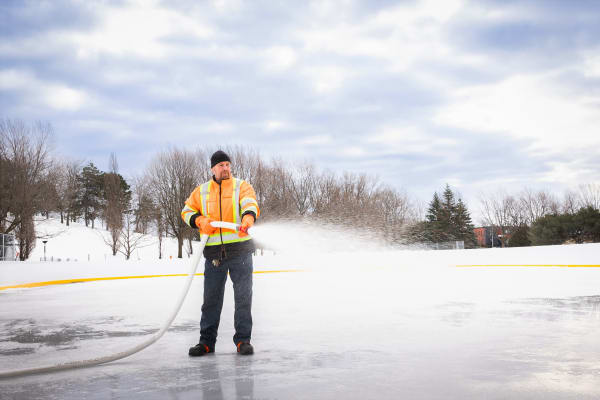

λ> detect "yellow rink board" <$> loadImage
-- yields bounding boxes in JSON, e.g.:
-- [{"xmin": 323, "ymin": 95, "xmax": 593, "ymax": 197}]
[{"xmin": 0, "ymin": 269, "xmax": 302, "ymax": 292}]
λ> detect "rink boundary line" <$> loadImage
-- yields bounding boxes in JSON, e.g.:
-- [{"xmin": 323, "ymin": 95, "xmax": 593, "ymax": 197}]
[
  {"xmin": 456, "ymin": 264, "xmax": 600, "ymax": 268},
  {"xmin": 0, "ymin": 269, "xmax": 302, "ymax": 291}
]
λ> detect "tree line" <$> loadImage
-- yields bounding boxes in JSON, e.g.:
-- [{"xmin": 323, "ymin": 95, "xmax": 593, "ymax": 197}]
[
  {"xmin": 409, "ymin": 184, "xmax": 600, "ymax": 249},
  {"xmin": 2, "ymin": 118, "xmax": 599, "ymax": 260},
  {"xmin": 479, "ymin": 187, "xmax": 600, "ymax": 247},
  {"xmin": 1, "ymin": 120, "xmax": 419, "ymax": 259},
  {"xmin": 143, "ymin": 146, "xmax": 421, "ymax": 258}
]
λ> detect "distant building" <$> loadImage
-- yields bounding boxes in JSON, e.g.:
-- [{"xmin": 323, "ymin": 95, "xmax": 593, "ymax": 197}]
[{"xmin": 473, "ymin": 226, "xmax": 504, "ymax": 247}]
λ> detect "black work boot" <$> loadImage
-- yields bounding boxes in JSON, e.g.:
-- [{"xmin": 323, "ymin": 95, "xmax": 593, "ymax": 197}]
[
  {"xmin": 237, "ymin": 342, "xmax": 254, "ymax": 355},
  {"xmin": 189, "ymin": 343, "xmax": 214, "ymax": 356}
]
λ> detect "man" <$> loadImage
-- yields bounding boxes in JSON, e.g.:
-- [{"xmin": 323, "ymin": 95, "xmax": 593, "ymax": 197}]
[{"xmin": 181, "ymin": 150, "xmax": 260, "ymax": 356}]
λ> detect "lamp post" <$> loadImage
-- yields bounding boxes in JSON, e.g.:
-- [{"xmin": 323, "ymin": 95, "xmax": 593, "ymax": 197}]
[{"xmin": 43, "ymin": 240, "xmax": 48, "ymax": 261}]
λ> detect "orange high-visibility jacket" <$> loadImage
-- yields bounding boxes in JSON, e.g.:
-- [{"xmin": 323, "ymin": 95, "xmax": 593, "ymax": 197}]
[{"xmin": 181, "ymin": 177, "xmax": 260, "ymax": 247}]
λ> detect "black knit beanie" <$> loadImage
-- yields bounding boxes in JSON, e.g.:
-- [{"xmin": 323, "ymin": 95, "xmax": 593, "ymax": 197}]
[{"xmin": 210, "ymin": 150, "xmax": 231, "ymax": 168}]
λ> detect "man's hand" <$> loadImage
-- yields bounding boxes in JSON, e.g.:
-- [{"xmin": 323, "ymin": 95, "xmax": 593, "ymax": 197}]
[
  {"xmin": 199, "ymin": 218, "xmax": 218, "ymax": 235},
  {"xmin": 238, "ymin": 214, "xmax": 255, "ymax": 237}
]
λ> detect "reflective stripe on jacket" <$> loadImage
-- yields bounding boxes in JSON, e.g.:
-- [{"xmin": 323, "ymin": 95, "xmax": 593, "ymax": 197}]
[{"xmin": 181, "ymin": 177, "xmax": 260, "ymax": 247}]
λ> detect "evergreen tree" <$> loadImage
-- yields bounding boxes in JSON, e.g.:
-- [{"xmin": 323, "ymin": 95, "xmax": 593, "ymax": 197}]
[
  {"xmin": 415, "ymin": 184, "xmax": 477, "ymax": 248},
  {"xmin": 455, "ymin": 198, "xmax": 477, "ymax": 248},
  {"xmin": 508, "ymin": 225, "xmax": 531, "ymax": 247},
  {"xmin": 423, "ymin": 192, "xmax": 445, "ymax": 243},
  {"xmin": 530, "ymin": 206, "xmax": 600, "ymax": 245},
  {"xmin": 574, "ymin": 206, "xmax": 600, "ymax": 243},
  {"xmin": 77, "ymin": 163, "xmax": 104, "ymax": 228},
  {"xmin": 440, "ymin": 184, "xmax": 456, "ymax": 235},
  {"xmin": 426, "ymin": 192, "xmax": 442, "ymax": 222},
  {"xmin": 529, "ymin": 213, "xmax": 570, "ymax": 245}
]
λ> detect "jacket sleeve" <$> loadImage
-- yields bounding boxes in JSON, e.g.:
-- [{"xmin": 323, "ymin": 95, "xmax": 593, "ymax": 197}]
[
  {"xmin": 181, "ymin": 187, "xmax": 203, "ymax": 229},
  {"xmin": 239, "ymin": 181, "xmax": 260, "ymax": 221}
]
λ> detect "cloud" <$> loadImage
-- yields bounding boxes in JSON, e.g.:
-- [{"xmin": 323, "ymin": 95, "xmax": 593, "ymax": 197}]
[
  {"xmin": 541, "ymin": 150, "xmax": 600, "ymax": 185},
  {"xmin": 340, "ymin": 146, "xmax": 366, "ymax": 157},
  {"xmin": 261, "ymin": 46, "xmax": 297, "ymax": 72},
  {"xmin": 302, "ymin": 65, "xmax": 354, "ymax": 93},
  {"xmin": 297, "ymin": 0, "xmax": 463, "ymax": 73},
  {"xmin": 66, "ymin": 2, "xmax": 214, "ymax": 60},
  {"xmin": 582, "ymin": 50, "xmax": 600, "ymax": 78},
  {"xmin": 298, "ymin": 135, "xmax": 332, "ymax": 146},
  {"xmin": 0, "ymin": 68, "xmax": 88, "ymax": 111},
  {"xmin": 434, "ymin": 73, "xmax": 600, "ymax": 155},
  {"xmin": 367, "ymin": 125, "xmax": 458, "ymax": 155},
  {"xmin": 264, "ymin": 120, "xmax": 287, "ymax": 131},
  {"xmin": 0, "ymin": 69, "xmax": 30, "ymax": 89},
  {"xmin": 43, "ymin": 85, "xmax": 87, "ymax": 111}
]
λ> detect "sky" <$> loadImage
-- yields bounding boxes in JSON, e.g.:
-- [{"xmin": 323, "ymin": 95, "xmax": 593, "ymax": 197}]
[{"xmin": 1, "ymin": 0, "xmax": 599, "ymax": 222}]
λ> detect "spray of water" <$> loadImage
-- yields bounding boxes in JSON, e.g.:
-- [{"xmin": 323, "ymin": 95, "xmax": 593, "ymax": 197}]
[
  {"xmin": 246, "ymin": 219, "xmax": 442, "ymax": 275},
  {"xmin": 249, "ymin": 219, "xmax": 404, "ymax": 255}
]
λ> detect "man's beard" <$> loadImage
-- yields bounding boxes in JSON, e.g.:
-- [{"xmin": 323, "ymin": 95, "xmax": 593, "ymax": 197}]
[{"xmin": 216, "ymin": 171, "xmax": 230, "ymax": 182}]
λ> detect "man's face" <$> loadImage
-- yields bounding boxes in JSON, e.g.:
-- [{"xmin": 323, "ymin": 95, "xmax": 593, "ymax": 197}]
[{"xmin": 212, "ymin": 161, "xmax": 231, "ymax": 182}]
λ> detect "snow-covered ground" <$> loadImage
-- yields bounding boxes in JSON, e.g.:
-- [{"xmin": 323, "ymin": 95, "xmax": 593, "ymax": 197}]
[{"xmin": 1, "ymin": 218, "xmax": 600, "ymax": 399}]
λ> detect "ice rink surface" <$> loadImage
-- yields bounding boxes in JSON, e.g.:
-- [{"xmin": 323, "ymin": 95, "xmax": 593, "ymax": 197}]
[{"xmin": 1, "ymin": 221, "xmax": 600, "ymax": 399}]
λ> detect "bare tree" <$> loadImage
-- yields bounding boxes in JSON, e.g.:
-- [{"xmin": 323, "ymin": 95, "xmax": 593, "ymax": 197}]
[
  {"xmin": 131, "ymin": 174, "xmax": 155, "ymax": 234},
  {"xmin": 252, "ymin": 155, "xmax": 268, "ymax": 208},
  {"xmin": 63, "ymin": 160, "xmax": 83, "ymax": 226},
  {"xmin": 259, "ymin": 158, "xmax": 294, "ymax": 220},
  {"xmin": 184, "ymin": 227, "xmax": 196, "ymax": 257},
  {"xmin": 289, "ymin": 162, "xmax": 317, "ymax": 216},
  {"xmin": 311, "ymin": 172, "xmax": 339, "ymax": 218},
  {"xmin": 372, "ymin": 187, "xmax": 415, "ymax": 243},
  {"xmin": 518, "ymin": 188, "xmax": 558, "ymax": 225},
  {"xmin": 117, "ymin": 211, "xmax": 153, "ymax": 260},
  {"xmin": 223, "ymin": 145, "xmax": 260, "ymax": 183},
  {"xmin": 339, "ymin": 172, "xmax": 371, "ymax": 220},
  {"xmin": 479, "ymin": 191, "xmax": 518, "ymax": 247},
  {"xmin": 104, "ymin": 153, "xmax": 124, "ymax": 256},
  {"xmin": 561, "ymin": 190, "xmax": 580, "ymax": 215},
  {"xmin": 0, "ymin": 119, "xmax": 53, "ymax": 233},
  {"xmin": 578, "ymin": 183, "xmax": 600, "ymax": 210},
  {"xmin": 193, "ymin": 147, "xmax": 213, "ymax": 182},
  {"xmin": 0, "ymin": 119, "xmax": 53, "ymax": 259},
  {"xmin": 15, "ymin": 215, "xmax": 36, "ymax": 261},
  {"xmin": 156, "ymin": 209, "xmax": 165, "ymax": 259},
  {"xmin": 54, "ymin": 160, "xmax": 69, "ymax": 224},
  {"xmin": 147, "ymin": 147, "xmax": 199, "ymax": 258},
  {"xmin": 40, "ymin": 164, "xmax": 60, "ymax": 219}
]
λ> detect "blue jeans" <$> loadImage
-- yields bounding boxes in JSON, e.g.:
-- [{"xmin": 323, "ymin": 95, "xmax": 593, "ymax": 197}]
[{"xmin": 200, "ymin": 252, "xmax": 253, "ymax": 347}]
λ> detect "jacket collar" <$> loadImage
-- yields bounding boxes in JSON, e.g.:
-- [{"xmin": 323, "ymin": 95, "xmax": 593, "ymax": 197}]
[{"xmin": 212, "ymin": 176, "xmax": 233, "ymax": 187}]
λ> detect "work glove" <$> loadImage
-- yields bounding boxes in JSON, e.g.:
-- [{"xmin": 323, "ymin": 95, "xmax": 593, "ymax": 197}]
[
  {"xmin": 198, "ymin": 218, "xmax": 218, "ymax": 235},
  {"xmin": 238, "ymin": 214, "xmax": 255, "ymax": 237}
]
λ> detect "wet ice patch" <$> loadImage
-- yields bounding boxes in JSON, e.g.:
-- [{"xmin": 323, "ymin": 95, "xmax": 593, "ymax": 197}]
[
  {"xmin": 0, "ymin": 317, "xmax": 195, "ymax": 356},
  {"xmin": 0, "ymin": 347, "xmax": 36, "ymax": 356}
]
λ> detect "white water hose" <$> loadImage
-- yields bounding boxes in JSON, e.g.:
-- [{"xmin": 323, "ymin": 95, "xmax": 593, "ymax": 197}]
[{"xmin": 0, "ymin": 221, "xmax": 243, "ymax": 379}]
